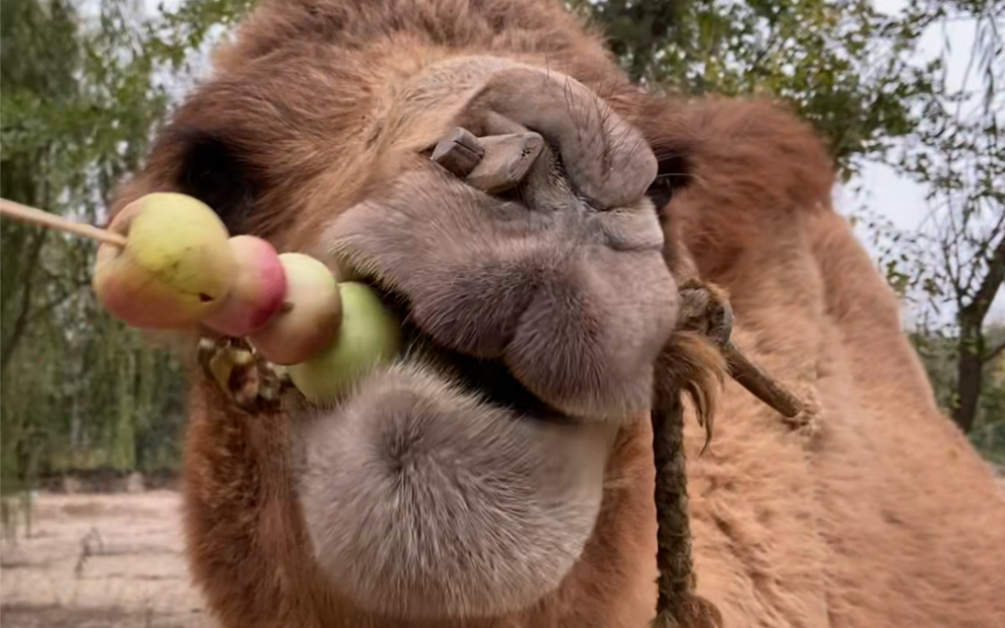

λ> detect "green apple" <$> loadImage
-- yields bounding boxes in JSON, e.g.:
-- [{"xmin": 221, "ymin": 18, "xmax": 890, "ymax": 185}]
[{"xmin": 288, "ymin": 282, "xmax": 401, "ymax": 403}]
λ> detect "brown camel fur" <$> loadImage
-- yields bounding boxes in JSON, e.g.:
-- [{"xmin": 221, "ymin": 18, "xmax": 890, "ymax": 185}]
[{"xmin": 109, "ymin": 1, "xmax": 1005, "ymax": 627}]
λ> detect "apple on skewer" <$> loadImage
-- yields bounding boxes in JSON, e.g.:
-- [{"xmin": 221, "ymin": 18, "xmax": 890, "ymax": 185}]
[{"xmin": 0, "ymin": 193, "xmax": 403, "ymax": 405}]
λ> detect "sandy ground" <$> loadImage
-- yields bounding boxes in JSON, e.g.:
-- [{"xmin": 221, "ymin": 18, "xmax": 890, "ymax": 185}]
[{"xmin": 0, "ymin": 491, "xmax": 215, "ymax": 628}]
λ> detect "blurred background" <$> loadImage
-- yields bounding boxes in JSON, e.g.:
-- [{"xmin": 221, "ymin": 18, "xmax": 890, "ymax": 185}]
[{"xmin": 0, "ymin": 0, "xmax": 1002, "ymax": 626}]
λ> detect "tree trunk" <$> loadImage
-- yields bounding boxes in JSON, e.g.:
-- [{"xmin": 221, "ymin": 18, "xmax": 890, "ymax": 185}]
[
  {"xmin": 0, "ymin": 230, "xmax": 48, "ymax": 375},
  {"xmin": 953, "ymin": 321, "xmax": 983, "ymax": 433},
  {"xmin": 951, "ymin": 236, "xmax": 1005, "ymax": 433}
]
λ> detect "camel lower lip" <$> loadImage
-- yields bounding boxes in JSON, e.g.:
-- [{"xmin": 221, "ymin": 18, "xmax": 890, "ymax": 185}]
[{"xmin": 295, "ymin": 353, "xmax": 614, "ymax": 621}]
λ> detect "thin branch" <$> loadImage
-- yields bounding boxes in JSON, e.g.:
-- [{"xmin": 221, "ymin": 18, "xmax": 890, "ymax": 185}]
[
  {"xmin": 941, "ymin": 203, "xmax": 967, "ymax": 300},
  {"xmin": 34, "ymin": 283, "xmax": 80, "ymax": 320},
  {"xmin": 972, "ymin": 208, "xmax": 1005, "ymax": 261},
  {"xmin": 956, "ymin": 204, "xmax": 1004, "ymax": 295},
  {"xmin": 983, "ymin": 340, "xmax": 1005, "ymax": 365},
  {"xmin": 0, "ymin": 230, "xmax": 48, "ymax": 374},
  {"xmin": 961, "ymin": 233, "xmax": 1005, "ymax": 320}
]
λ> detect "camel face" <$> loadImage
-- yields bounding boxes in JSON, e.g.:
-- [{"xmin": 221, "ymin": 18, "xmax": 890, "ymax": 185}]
[{"xmin": 110, "ymin": 1, "xmax": 1005, "ymax": 627}]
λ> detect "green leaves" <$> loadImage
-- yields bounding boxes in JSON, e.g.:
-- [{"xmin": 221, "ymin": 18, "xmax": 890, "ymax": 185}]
[
  {"xmin": 0, "ymin": 0, "xmax": 239, "ymax": 492},
  {"xmin": 579, "ymin": 0, "xmax": 942, "ymax": 178}
]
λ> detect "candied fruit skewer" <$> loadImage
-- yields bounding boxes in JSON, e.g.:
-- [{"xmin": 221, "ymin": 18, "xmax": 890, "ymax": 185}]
[
  {"xmin": 92, "ymin": 193, "xmax": 239, "ymax": 329},
  {"xmin": 203, "ymin": 236, "xmax": 290, "ymax": 338},
  {"xmin": 246, "ymin": 253, "xmax": 343, "ymax": 365}
]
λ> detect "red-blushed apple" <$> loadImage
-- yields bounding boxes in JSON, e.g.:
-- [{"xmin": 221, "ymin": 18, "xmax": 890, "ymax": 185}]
[
  {"xmin": 248, "ymin": 253, "xmax": 342, "ymax": 365},
  {"xmin": 203, "ymin": 235, "xmax": 287, "ymax": 337}
]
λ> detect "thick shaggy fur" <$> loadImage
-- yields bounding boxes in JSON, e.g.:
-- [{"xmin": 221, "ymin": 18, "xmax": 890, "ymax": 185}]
[
  {"xmin": 111, "ymin": 1, "xmax": 1005, "ymax": 627},
  {"xmin": 296, "ymin": 362, "xmax": 617, "ymax": 618}
]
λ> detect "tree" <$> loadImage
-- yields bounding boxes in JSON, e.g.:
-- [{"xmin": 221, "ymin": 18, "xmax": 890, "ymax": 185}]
[
  {"xmin": 1, "ymin": 0, "xmax": 81, "ymax": 375},
  {"xmin": 572, "ymin": 0, "xmax": 940, "ymax": 177},
  {"xmin": 913, "ymin": 325, "xmax": 1005, "ymax": 463},
  {"xmin": 893, "ymin": 0, "xmax": 1004, "ymax": 433},
  {"xmin": 854, "ymin": 0, "xmax": 1003, "ymax": 435},
  {"xmin": 0, "ymin": 0, "xmax": 265, "ymax": 501}
]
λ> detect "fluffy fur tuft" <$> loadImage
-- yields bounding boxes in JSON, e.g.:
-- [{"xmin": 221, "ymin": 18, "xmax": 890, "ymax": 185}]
[
  {"xmin": 295, "ymin": 361, "xmax": 615, "ymax": 619},
  {"xmin": 658, "ymin": 331, "xmax": 728, "ymax": 447}
]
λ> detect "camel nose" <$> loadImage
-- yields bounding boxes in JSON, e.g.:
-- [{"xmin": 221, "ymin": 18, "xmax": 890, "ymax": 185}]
[{"xmin": 450, "ymin": 65, "xmax": 658, "ymax": 211}]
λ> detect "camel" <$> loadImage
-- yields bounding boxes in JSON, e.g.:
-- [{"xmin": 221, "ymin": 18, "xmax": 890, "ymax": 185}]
[{"xmin": 108, "ymin": 0, "xmax": 1005, "ymax": 626}]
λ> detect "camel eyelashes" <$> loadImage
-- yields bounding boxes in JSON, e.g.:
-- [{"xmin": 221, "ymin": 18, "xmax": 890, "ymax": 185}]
[
  {"xmin": 647, "ymin": 148, "xmax": 693, "ymax": 214},
  {"xmin": 647, "ymin": 180, "xmax": 676, "ymax": 214},
  {"xmin": 647, "ymin": 171, "xmax": 690, "ymax": 216}
]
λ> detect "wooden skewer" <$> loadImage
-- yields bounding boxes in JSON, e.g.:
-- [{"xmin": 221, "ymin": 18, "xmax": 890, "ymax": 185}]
[
  {"xmin": 0, "ymin": 197, "xmax": 126, "ymax": 247},
  {"xmin": 5, "ymin": 179, "xmax": 806, "ymax": 422}
]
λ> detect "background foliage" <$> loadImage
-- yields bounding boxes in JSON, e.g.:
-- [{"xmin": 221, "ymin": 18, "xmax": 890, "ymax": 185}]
[{"xmin": 1, "ymin": 0, "xmax": 1002, "ymax": 507}]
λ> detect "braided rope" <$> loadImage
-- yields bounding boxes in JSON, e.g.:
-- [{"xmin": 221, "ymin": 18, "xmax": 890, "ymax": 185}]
[{"xmin": 650, "ymin": 279, "xmax": 804, "ymax": 627}]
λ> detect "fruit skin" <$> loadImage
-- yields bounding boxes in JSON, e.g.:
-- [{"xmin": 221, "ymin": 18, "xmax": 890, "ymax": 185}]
[
  {"xmin": 288, "ymin": 282, "xmax": 402, "ymax": 403},
  {"xmin": 249, "ymin": 253, "xmax": 343, "ymax": 365},
  {"xmin": 93, "ymin": 193, "xmax": 237, "ymax": 329},
  {"xmin": 203, "ymin": 236, "xmax": 288, "ymax": 337}
]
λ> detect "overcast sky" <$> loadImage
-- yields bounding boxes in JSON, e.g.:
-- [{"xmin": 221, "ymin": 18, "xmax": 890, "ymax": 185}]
[
  {"xmin": 847, "ymin": 0, "xmax": 938, "ymax": 234},
  {"xmin": 842, "ymin": 0, "xmax": 1004, "ymax": 323}
]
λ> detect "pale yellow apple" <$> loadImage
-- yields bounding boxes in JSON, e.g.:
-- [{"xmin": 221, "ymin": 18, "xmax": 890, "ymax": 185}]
[{"xmin": 93, "ymin": 193, "xmax": 237, "ymax": 329}]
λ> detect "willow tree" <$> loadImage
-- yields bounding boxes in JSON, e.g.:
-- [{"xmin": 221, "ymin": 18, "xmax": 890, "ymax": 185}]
[{"xmin": 2, "ymin": 0, "xmax": 182, "ymax": 497}]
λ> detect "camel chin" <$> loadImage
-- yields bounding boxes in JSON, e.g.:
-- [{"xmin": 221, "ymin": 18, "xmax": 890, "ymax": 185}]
[{"xmin": 296, "ymin": 362, "xmax": 618, "ymax": 619}]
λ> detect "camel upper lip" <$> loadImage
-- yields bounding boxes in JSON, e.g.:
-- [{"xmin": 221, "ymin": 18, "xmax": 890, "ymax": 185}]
[{"xmin": 353, "ymin": 266, "xmax": 571, "ymax": 425}]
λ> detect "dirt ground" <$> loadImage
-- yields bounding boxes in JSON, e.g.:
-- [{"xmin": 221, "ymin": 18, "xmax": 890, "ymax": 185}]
[
  {"xmin": 0, "ymin": 491, "xmax": 215, "ymax": 628},
  {"xmin": 2, "ymin": 476, "xmax": 1002, "ymax": 628}
]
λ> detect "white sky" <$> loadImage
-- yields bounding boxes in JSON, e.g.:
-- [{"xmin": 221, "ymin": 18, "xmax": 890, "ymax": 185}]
[
  {"xmin": 843, "ymin": 0, "xmax": 937, "ymax": 234},
  {"xmin": 840, "ymin": 0, "xmax": 966, "ymax": 233}
]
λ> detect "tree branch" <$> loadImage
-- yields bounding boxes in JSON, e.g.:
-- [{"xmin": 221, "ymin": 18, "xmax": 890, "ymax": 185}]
[
  {"xmin": 984, "ymin": 340, "xmax": 1005, "ymax": 365},
  {"xmin": 0, "ymin": 229, "xmax": 48, "ymax": 374},
  {"xmin": 961, "ymin": 233, "xmax": 1005, "ymax": 320}
]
